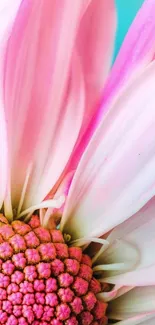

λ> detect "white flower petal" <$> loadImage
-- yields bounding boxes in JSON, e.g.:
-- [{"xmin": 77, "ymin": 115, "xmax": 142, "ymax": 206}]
[
  {"xmin": 109, "ymin": 287, "xmax": 155, "ymax": 320},
  {"xmin": 103, "ymin": 197, "xmax": 155, "ymax": 285},
  {"xmin": 61, "ymin": 61, "xmax": 155, "ymax": 240}
]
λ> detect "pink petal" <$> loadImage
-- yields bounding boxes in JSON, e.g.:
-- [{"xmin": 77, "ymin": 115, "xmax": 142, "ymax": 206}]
[
  {"xmin": 3, "ymin": 0, "xmax": 85, "ymax": 210},
  {"xmin": 61, "ymin": 61, "xmax": 155, "ymax": 239},
  {"xmin": 0, "ymin": 102, "xmax": 7, "ymax": 208},
  {"xmin": 77, "ymin": 0, "xmax": 116, "ymax": 122},
  {"xmin": 60, "ymin": 0, "xmax": 116, "ymax": 176},
  {"xmin": 101, "ymin": 0, "xmax": 155, "ymax": 109},
  {"xmin": 0, "ymin": 1, "xmax": 20, "ymax": 208},
  {"xmin": 64, "ymin": 0, "xmax": 155, "ymax": 180},
  {"xmin": 102, "ymin": 197, "xmax": 155, "ymax": 286}
]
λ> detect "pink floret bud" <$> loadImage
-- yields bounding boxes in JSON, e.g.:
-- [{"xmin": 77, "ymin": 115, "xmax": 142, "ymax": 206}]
[
  {"xmin": 25, "ymin": 249, "xmax": 40, "ymax": 264},
  {"xmin": 9, "ymin": 235, "xmax": 26, "ymax": 252},
  {"xmin": 34, "ymin": 279, "xmax": 45, "ymax": 292},
  {"xmin": 58, "ymin": 273, "xmax": 74, "ymax": 288},
  {"xmin": 35, "ymin": 292, "xmax": 45, "ymax": 305},
  {"xmin": 72, "ymin": 277, "xmax": 89, "ymax": 296},
  {"xmin": 34, "ymin": 227, "xmax": 51, "ymax": 242},
  {"xmin": 45, "ymin": 293, "xmax": 58, "ymax": 307},
  {"xmin": 20, "ymin": 281, "xmax": 34, "ymax": 294},
  {"xmin": 6, "ymin": 314, "xmax": 18, "ymax": 325},
  {"xmin": 37, "ymin": 262, "xmax": 51, "ymax": 278},
  {"xmin": 56, "ymin": 303, "xmax": 71, "ymax": 321},
  {"xmin": 28, "ymin": 215, "xmax": 40, "ymax": 229},
  {"xmin": 13, "ymin": 305, "xmax": 22, "ymax": 317},
  {"xmin": 24, "ymin": 265, "xmax": 37, "ymax": 282},
  {"xmin": 70, "ymin": 297, "xmax": 83, "ymax": 314},
  {"xmin": 46, "ymin": 278, "xmax": 58, "ymax": 292},
  {"xmin": 2, "ymin": 300, "xmax": 13, "ymax": 314},
  {"xmin": 0, "ymin": 273, "xmax": 10, "ymax": 288},
  {"xmin": 78, "ymin": 264, "xmax": 93, "ymax": 281},
  {"xmin": 7, "ymin": 283, "xmax": 19, "ymax": 295},
  {"xmin": 81, "ymin": 254, "xmax": 92, "ymax": 267},
  {"xmin": 23, "ymin": 293, "xmax": 35, "ymax": 305},
  {"xmin": 11, "ymin": 270, "xmax": 24, "ymax": 284},
  {"xmin": 12, "ymin": 221, "xmax": 31, "ymax": 236},
  {"xmin": 58, "ymin": 288, "xmax": 74, "ymax": 303},
  {"xmin": 2, "ymin": 260, "xmax": 15, "ymax": 275},
  {"xmin": 8, "ymin": 292, "xmax": 23, "ymax": 304},
  {"xmin": 0, "ymin": 288, "xmax": 7, "ymax": 300},
  {"xmin": 0, "ymin": 225, "xmax": 15, "ymax": 240},
  {"xmin": 83, "ymin": 292, "xmax": 97, "ymax": 311},
  {"xmin": 80, "ymin": 311, "xmax": 93, "ymax": 325},
  {"xmin": 51, "ymin": 259, "xmax": 64, "ymax": 276},
  {"xmin": 0, "ymin": 310, "xmax": 7, "ymax": 323},
  {"xmin": 68, "ymin": 247, "xmax": 82, "ymax": 262},
  {"xmin": 12, "ymin": 253, "xmax": 26, "ymax": 269},
  {"xmin": 50, "ymin": 230, "xmax": 64, "ymax": 243},
  {"xmin": 24, "ymin": 231, "xmax": 40, "ymax": 248},
  {"xmin": 0, "ymin": 242, "xmax": 13, "ymax": 259},
  {"xmin": 54, "ymin": 243, "xmax": 69, "ymax": 259},
  {"xmin": 65, "ymin": 258, "xmax": 80, "ymax": 275},
  {"xmin": 33, "ymin": 303, "xmax": 44, "ymax": 318},
  {"xmin": 38, "ymin": 243, "xmax": 56, "ymax": 261},
  {"xmin": 42, "ymin": 306, "xmax": 54, "ymax": 321}
]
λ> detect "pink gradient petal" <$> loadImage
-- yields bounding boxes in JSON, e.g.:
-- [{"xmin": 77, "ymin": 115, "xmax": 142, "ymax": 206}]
[
  {"xmin": 61, "ymin": 61, "xmax": 155, "ymax": 240},
  {"xmin": 3, "ymin": 0, "xmax": 85, "ymax": 209},
  {"xmin": 102, "ymin": 197, "xmax": 155, "ymax": 286},
  {"xmin": 101, "ymin": 0, "xmax": 155, "ymax": 110},
  {"xmin": 0, "ymin": 103, "xmax": 7, "ymax": 208},
  {"xmin": 64, "ymin": 0, "xmax": 155, "ymax": 178},
  {"xmin": 77, "ymin": 0, "xmax": 116, "ymax": 124},
  {"xmin": 58, "ymin": 0, "xmax": 116, "ymax": 179}
]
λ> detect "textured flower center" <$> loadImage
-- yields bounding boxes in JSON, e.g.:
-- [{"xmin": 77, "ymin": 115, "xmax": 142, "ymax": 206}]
[{"xmin": 0, "ymin": 214, "xmax": 107, "ymax": 325}]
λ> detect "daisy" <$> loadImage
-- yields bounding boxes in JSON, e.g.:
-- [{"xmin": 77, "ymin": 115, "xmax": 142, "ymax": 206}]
[{"xmin": 0, "ymin": 0, "xmax": 155, "ymax": 324}]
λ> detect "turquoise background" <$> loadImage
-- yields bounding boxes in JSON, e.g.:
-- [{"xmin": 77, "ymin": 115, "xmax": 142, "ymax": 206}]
[{"xmin": 114, "ymin": 0, "xmax": 145, "ymax": 60}]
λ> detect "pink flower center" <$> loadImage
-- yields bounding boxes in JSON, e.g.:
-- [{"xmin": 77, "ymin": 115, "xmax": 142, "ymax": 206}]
[{"xmin": 0, "ymin": 214, "xmax": 107, "ymax": 325}]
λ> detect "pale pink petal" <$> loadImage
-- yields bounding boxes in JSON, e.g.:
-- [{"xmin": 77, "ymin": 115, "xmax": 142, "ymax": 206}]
[
  {"xmin": 61, "ymin": 61, "xmax": 155, "ymax": 239},
  {"xmin": 77, "ymin": 0, "xmax": 116, "ymax": 121},
  {"xmin": 3, "ymin": 0, "xmax": 85, "ymax": 210},
  {"xmin": 59, "ymin": 0, "xmax": 116, "ymax": 176},
  {"xmin": 109, "ymin": 287, "xmax": 155, "ymax": 320},
  {"xmin": 97, "ymin": 285, "xmax": 133, "ymax": 303},
  {"xmin": 102, "ymin": 197, "xmax": 155, "ymax": 286},
  {"xmin": 0, "ymin": 102, "xmax": 7, "ymax": 208},
  {"xmin": 65, "ymin": 0, "xmax": 155, "ymax": 176},
  {"xmin": 101, "ymin": 0, "xmax": 155, "ymax": 109},
  {"xmin": 0, "ymin": 1, "xmax": 20, "ymax": 208},
  {"xmin": 114, "ymin": 314, "xmax": 155, "ymax": 325}
]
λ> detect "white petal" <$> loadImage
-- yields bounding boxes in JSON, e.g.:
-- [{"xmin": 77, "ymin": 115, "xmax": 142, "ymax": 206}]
[
  {"xmin": 61, "ymin": 61, "xmax": 155, "ymax": 240},
  {"xmin": 109, "ymin": 286, "xmax": 155, "ymax": 320},
  {"xmin": 103, "ymin": 197, "xmax": 155, "ymax": 285},
  {"xmin": 116, "ymin": 314, "xmax": 155, "ymax": 325}
]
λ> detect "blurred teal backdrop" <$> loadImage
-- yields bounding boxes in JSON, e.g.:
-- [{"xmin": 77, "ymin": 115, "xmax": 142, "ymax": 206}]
[{"xmin": 114, "ymin": 0, "xmax": 144, "ymax": 60}]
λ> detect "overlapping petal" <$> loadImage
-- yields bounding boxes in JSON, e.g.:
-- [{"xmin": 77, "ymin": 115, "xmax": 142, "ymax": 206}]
[
  {"xmin": 102, "ymin": 197, "xmax": 155, "ymax": 285},
  {"xmin": 66, "ymin": 0, "xmax": 155, "ymax": 176},
  {"xmin": 3, "ymin": 0, "xmax": 86, "ymax": 211},
  {"xmin": 61, "ymin": 61, "xmax": 155, "ymax": 240}
]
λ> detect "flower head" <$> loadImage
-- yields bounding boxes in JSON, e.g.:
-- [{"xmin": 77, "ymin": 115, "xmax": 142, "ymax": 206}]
[{"xmin": 0, "ymin": 0, "xmax": 155, "ymax": 324}]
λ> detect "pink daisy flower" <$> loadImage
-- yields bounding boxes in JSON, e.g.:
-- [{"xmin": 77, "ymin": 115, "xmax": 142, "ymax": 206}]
[{"xmin": 0, "ymin": 0, "xmax": 155, "ymax": 324}]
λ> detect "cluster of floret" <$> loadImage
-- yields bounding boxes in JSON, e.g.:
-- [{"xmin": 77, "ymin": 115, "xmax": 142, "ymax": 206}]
[{"xmin": 0, "ymin": 214, "xmax": 107, "ymax": 325}]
